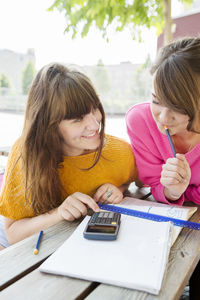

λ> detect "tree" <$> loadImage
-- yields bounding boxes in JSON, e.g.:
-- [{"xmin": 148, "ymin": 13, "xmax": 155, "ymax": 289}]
[
  {"xmin": 49, "ymin": 0, "xmax": 193, "ymax": 46},
  {"xmin": 0, "ymin": 73, "xmax": 11, "ymax": 95},
  {"xmin": 0, "ymin": 73, "xmax": 10, "ymax": 88},
  {"xmin": 92, "ymin": 59, "xmax": 111, "ymax": 95},
  {"xmin": 131, "ymin": 55, "xmax": 152, "ymax": 102},
  {"xmin": 22, "ymin": 61, "xmax": 36, "ymax": 94}
]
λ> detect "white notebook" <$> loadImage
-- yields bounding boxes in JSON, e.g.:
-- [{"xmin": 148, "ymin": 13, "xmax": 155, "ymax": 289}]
[
  {"xmin": 39, "ymin": 198, "xmax": 197, "ymax": 295},
  {"xmin": 119, "ymin": 197, "xmax": 197, "ymax": 245}
]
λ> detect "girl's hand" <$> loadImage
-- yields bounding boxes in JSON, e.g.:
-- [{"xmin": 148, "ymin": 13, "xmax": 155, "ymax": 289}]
[
  {"xmin": 160, "ymin": 154, "xmax": 191, "ymax": 200},
  {"xmin": 57, "ymin": 192, "xmax": 100, "ymax": 221},
  {"xmin": 93, "ymin": 183, "xmax": 123, "ymax": 204}
]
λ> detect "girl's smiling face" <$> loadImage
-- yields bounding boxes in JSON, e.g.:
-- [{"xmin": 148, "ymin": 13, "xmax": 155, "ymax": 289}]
[
  {"xmin": 151, "ymin": 92, "xmax": 190, "ymax": 136},
  {"xmin": 58, "ymin": 108, "xmax": 102, "ymax": 156}
]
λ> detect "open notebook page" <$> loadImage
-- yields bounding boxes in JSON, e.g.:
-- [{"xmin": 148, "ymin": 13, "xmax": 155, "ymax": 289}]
[
  {"xmin": 120, "ymin": 197, "xmax": 197, "ymax": 245},
  {"xmin": 40, "ymin": 214, "xmax": 172, "ymax": 295}
]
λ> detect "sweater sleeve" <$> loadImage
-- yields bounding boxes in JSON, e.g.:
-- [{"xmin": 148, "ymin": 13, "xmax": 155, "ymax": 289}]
[
  {"xmin": 184, "ymin": 185, "xmax": 200, "ymax": 205},
  {"xmin": 182, "ymin": 145, "xmax": 200, "ymax": 205},
  {"xmin": 0, "ymin": 140, "xmax": 34, "ymax": 219},
  {"xmin": 126, "ymin": 105, "xmax": 185, "ymax": 206}
]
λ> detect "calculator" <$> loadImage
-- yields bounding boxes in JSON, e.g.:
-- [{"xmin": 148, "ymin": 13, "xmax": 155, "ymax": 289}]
[{"xmin": 83, "ymin": 211, "xmax": 121, "ymax": 240}]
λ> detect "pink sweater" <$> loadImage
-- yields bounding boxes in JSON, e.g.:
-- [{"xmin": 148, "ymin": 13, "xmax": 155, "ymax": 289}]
[{"xmin": 126, "ymin": 102, "xmax": 200, "ymax": 206}]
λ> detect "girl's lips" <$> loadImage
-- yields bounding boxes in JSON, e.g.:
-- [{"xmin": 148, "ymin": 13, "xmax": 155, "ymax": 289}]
[
  {"xmin": 82, "ymin": 131, "xmax": 99, "ymax": 139},
  {"xmin": 160, "ymin": 123, "xmax": 173, "ymax": 128}
]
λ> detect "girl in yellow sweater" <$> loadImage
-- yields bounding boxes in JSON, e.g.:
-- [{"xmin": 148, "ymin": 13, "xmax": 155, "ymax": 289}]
[{"xmin": 0, "ymin": 63, "xmax": 137, "ymax": 248}]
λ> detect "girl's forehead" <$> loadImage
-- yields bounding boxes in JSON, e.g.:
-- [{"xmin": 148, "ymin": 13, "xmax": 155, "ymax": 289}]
[{"xmin": 64, "ymin": 105, "xmax": 98, "ymax": 120}]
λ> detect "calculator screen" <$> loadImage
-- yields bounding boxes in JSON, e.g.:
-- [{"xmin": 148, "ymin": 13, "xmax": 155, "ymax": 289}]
[{"xmin": 87, "ymin": 225, "xmax": 116, "ymax": 234}]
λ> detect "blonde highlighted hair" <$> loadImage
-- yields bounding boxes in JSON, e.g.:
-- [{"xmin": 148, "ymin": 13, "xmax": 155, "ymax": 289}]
[{"xmin": 151, "ymin": 37, "xmax": 200, "ymax": 132}]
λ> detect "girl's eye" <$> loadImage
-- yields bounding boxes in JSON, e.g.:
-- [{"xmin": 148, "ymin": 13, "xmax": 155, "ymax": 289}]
[
  {"xmin": 152, "ymin": 99, "xmax": 160, "ymax": 105},
  {"xmin": 74, "ymin": 118, "xmax": 82, "ymax": 122},
  {"xmin": 151, "ymin": 93, "xmax": 160, "ymax": 105}
]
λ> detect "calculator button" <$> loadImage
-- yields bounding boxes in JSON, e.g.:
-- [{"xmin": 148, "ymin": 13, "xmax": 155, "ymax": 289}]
[
  {"xmin": 108, "ymin": 212, "xmax": 114, "ymax": 218},
  {"xmin": 91, "ymin": 213, "xmax": 98, "ymax": 222},
  {"xmin": 114, "ymin": 213, "xmax": 120, "ymax": 221},
  {"xmin": 96, "ymin": 218, "xmax": 102, "ymax": 223},
  {"xmin": 103, "ymin": 212, "xmax": 109, "ymax": 218},
  {"xmin": 98, "ymin": 212, "xmax": 104, "ymax": 218}
]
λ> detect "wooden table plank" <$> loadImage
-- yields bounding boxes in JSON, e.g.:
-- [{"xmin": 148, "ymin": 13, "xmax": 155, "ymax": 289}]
[
  {"xmin": 0, "ymin": 269, "xmax": 92, "ymax": 300},
  {"xmin": 84, "ymin": 209, "xmax": 200, "ymax": 300},
  {"xmin": 0, "ymin": 186, "xmax": 151, "ymax": 292},
  {"xmin": 1, "ymin": 192, "xmax": 200, "ymax": 300},
  {"xmin": 156, "ymin": 209, "xmax": 200, "ymax": 300},
  {"xmin": 86, "ymin": 285, "xmax": 147, "ymax": 300},
  {"xmin": 2, "ymin": 210, "xmax": 200, "ymax": 300},
  {"xmin": 0, "ymin": 219, "xmax": 81, "ymax": 290}
]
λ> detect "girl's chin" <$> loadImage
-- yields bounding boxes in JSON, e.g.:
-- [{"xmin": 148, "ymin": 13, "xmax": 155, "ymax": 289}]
[
  {"xmin": 157, "ymin": 126, "xmax": 166, "ymax": 135},
  {"xmin": 84, "ymin": 140, "xmax": 100, "ymax": 149}
]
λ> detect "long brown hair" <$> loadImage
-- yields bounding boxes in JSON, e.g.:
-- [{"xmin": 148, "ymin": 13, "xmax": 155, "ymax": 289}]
[
  {"xmin": 21, "ymin": 63, "xmax": 105, "ymax": 215},
  {"xmin": 151, "ymin": 37, "xmax": 200, "ymax": 132}
]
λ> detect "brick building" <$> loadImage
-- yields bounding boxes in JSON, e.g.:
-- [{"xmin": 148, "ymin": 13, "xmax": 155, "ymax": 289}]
[{"xmin": 157, "ymin": 9, "xmax": 200, "ymax": 49}]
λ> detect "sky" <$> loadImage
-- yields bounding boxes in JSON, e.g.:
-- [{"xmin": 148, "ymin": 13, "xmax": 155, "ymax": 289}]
[{"xmin": 0, "ymin": 0, "xmax": 186, "ymax": 69}]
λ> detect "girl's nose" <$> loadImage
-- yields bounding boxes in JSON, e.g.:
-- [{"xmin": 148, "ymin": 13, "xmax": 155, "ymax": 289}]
[
  {"xmin": 159, "ymin": 107, "xmax": 172, "ymax": 124},
  {"xmin": 85, "ymin": 113, "xmax": 100, "ymax": 130}
]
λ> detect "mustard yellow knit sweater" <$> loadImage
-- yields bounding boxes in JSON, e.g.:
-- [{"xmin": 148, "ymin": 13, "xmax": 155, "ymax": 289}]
[{"xmin": 0, "ymin": 135, "xmax": 137, "ymax": 219}]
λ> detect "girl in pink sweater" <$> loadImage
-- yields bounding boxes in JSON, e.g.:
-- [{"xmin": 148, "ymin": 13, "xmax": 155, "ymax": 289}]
[{"xmin": 126, "ymin": 37, "xmax": 200, "ymax": 206}]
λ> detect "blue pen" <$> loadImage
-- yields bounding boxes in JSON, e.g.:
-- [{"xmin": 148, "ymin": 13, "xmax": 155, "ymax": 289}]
[
  {"xmin": 34, "ymin": 230, "xmax": 43, "ymax": 255},
  {"xmin": 164, "ymin": 126, "xmax": 176, "ymax": 157}
]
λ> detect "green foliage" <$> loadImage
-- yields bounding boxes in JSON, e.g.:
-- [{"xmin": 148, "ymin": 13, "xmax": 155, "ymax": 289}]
[
  {"xmin": 22, "ymin": 61, "xmax": 36, "ymax": 95},
  {"xmin": 48, "ymin": 0, "xmax": 164, "ymax": 39},
  {"xmin": 132, "ymin": 56, "xmax": 152, "ymax": 102},
  {"xmin": 48, "ymin": 0, "xmax": 193, "ymax": 40},
  {"xmin": 0, "ymin": 73, "xmax": 11, "ymax": 88}
]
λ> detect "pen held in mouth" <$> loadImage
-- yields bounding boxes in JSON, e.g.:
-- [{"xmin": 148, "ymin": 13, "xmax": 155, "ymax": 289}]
[{"xmin": 164, "ymin": 126, "xmax": 176, "ymax": 157}]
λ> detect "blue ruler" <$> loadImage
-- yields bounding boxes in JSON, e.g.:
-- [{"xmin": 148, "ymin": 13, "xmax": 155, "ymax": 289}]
[{"xmin": 98, "ymin": 203, "xmax": 200, "ymax": 230}]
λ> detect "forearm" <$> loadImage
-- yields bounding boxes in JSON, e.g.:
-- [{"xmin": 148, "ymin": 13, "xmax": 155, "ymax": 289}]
[{"xmin": 5, "ymin": 208, "xmax": 62, "ymax": 244}]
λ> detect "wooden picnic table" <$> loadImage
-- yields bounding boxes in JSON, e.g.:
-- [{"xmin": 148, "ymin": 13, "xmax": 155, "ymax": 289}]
[{"xmin": 0, "ymin": 186, "xmax": 200, "ymax": 300}]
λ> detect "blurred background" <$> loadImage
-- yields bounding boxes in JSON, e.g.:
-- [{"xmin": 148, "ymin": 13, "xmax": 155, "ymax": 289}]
[
  {"xmin": 0, "ymin": 0, "xmax": 200, "ymax": 168},
  {"xmin": 0, "ymin": 2, "xmax": 199, "ymax": 297}
]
